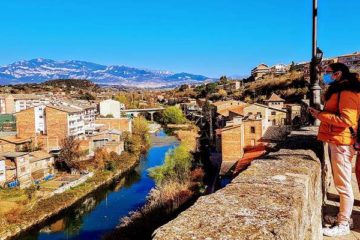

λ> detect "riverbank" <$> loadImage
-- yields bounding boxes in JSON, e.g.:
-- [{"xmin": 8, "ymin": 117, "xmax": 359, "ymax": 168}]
[
  {"xmin": 0, "ymin": 152, "xmax": 140, "ymax": 240},
  {"xmin": 106, "ymin": 123, "xmax": 202, "ymax": 239}
]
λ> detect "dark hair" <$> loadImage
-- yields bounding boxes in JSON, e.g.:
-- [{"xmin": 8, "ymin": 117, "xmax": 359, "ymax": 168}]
[
  {"xmin": 329, "ymin": 62, "xmax": 358, "ymax": 82},
  {"xmin": 324, "ymin": 62, "xmax": 360, "ymax": 100}
]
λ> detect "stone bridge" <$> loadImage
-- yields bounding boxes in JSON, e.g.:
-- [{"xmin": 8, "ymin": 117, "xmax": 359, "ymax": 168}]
[
  {"xmin": 153, "ymin": 127, "xmax": 337, "ymax": 240},
  {"xmin": 121, "ymin": 107, "xmax": 165, "ymax": 121}
]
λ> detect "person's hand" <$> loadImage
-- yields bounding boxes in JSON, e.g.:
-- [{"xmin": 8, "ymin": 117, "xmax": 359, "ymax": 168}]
[{"xmin": 308, "ymin": 107, "xmax": 320, "ymax": 119}]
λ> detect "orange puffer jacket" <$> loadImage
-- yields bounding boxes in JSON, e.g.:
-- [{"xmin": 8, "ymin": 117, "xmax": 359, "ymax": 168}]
[{"xmin": 317, "ymin": 90, "xmax": 360, "ymax": 145}]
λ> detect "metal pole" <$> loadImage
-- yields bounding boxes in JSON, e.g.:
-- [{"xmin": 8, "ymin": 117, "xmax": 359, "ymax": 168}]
[{"xmin": 310, "ymin": 0, "xmax": 322, "ymax": 125}]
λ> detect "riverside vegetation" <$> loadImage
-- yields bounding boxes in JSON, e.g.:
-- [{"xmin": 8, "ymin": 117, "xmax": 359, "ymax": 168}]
[
  {"xmin": 106, "ymin": 107, "xmax": 204, "ymax": 240},
  {"xmin": 0, "ymin": 116, "xmax": 150, "ymax": 239}
]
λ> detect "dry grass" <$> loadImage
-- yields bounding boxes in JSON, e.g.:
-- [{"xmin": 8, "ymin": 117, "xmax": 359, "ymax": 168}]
[{"xmin": 174, "ymin": 127, "xmax": 199, "ymax": 151}]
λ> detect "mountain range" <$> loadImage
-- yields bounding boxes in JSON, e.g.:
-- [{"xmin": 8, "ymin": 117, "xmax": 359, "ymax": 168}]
[{"xmin": 0, "ymin": 58, "xmax": 214, "ymax": 88}]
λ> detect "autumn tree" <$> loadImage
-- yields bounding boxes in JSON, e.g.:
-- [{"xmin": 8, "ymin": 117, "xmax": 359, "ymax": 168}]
[{"xmin": 58, "ymin": 137, "xmax": 85, "ymax": 171}]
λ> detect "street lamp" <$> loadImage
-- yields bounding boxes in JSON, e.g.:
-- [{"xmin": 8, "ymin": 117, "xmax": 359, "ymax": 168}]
[{"xmin": 309, "ymin": 0, "xmax": 323, "ymax": 125}]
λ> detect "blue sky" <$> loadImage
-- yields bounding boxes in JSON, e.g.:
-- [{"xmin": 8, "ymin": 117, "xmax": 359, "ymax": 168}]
[{"xmin": 0, "ymin": 0, "xmax": 359, "ymax": 77}]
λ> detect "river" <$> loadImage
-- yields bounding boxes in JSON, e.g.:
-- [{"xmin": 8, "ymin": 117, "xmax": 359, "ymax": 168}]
[{"xmin": 21, "ymin": 130, "xmax": 178, "ymax": 240}]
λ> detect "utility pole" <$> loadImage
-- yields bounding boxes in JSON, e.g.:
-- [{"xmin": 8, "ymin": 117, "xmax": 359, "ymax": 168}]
[{"xmin": 309, "ymin": 0, "xmax": 323, "ymax": 125}]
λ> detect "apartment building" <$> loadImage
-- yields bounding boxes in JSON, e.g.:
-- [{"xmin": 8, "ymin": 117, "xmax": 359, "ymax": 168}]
[
  {"xmin": 99, "ymin": 99, "xmax": 122, "ymax": 118},
  {"xmin": 15, "ymin": 105, "xmax": 46, "ymax": 139},
  {"xmin": 61, "ymin": 100, "xmax": 97, "ymax": 129},
  {"xmin": 0, "ymin": 94, "xmax": 49, "ymax": 114},
  {"xmin": 46, "ymin": 105, "xmax": 85, "ymax": 138}
]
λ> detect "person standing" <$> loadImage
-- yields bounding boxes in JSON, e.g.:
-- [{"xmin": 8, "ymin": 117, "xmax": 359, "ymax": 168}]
[{"xmin": 309, "ymin": 62, "xmax": 360, "ymax": 237}]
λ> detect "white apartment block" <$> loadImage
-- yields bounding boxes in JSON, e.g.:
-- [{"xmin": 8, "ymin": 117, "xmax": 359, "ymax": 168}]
[
  {"xmin": 99, "ymin": 99, "xmax": 121, "ymax": 118},
  {"xmin": 0, "ymin": 94, "xmax": 49, "ymax": 114},
  {"xmin": 68, "ymin": 111, "xmax": 85, "ymax": 137},
  {"xmin": 60, "ymin": 100, "xmax": 97, "ymax": 129}
]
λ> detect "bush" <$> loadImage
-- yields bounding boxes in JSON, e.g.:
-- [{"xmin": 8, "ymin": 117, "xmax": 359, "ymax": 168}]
[
  {"xmin": 148, "ymin": 144, "xmax": 193, "ymax": 186},
  {"xmin": 162, "ymin": 106, "xmax": 186, "ymax": 124}
]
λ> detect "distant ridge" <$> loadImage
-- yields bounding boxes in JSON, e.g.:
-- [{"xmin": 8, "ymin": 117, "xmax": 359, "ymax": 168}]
[{"xmin": 0, "ymin": 58, "xmax": 214, "ymax": 88}]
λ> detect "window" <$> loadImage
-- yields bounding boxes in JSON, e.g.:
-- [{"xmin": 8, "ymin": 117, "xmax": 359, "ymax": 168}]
[
  {"xmin": 250, "ymin": 127, "xmax": 255, "ymax": 133},
  {"xmin": 271, "ymin": 111, "xmax": 276, "ymax": 115},
  {"xmin": 0, "ymin": 170, "xmax": 4, "ymax": 176},
  {"xmin": 21, "ymin": 167, "xmax": 26, "ymax": 173}
]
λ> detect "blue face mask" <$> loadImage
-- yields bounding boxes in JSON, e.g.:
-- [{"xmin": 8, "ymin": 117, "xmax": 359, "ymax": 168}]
[{"xmin": 323, "ymin": 73, "xmax": 334, "ymax": 85}]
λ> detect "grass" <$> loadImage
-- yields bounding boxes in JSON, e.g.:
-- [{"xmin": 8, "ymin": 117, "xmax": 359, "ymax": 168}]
[{"xmin": 0, "ymin": 145, "xmax": 142, "ymax": 237}]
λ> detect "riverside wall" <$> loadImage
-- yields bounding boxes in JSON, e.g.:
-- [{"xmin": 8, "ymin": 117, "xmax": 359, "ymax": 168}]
[{"xmin": 153, "ymin": 127, "xmax": 326, "ymax": 240}]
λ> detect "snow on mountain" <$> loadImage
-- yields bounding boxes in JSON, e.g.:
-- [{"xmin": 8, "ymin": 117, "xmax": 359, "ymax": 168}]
[{"xmin": 0, "ymin": 58, "xmax": 213, "ymax": 88}]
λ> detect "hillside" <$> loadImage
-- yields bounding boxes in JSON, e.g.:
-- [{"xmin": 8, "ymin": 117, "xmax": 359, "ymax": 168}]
[{"xmin": 243, "ymin": 71, "xmax": 309, "ymax": 102}]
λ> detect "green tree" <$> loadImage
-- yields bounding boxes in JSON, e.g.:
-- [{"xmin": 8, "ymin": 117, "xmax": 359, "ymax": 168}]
[
  {"xmin": 162, "ymin": 106, "xmax": 186, "ymax": 124},
  {"xmin": 219, "ymin": 76, "xmax": 228, "ymax": 85},
  {"xmin": 149, "ymin": 144, "xmax": 193, "ymax": 186},
  {"xmin": 205, "ymin": 82, "xmax": 218, "ymax": 94}
]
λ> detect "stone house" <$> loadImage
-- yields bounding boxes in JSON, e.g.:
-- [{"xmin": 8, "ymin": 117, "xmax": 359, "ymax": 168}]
[
  {"xmin": 95, "ymin": 118, "xmax": 132, "ymax": 133},
  {"xmin": 28, "ymin": 150, "xmax": 55, "ymax": 181},
  {"xmin": 243, "ymin": 103, "xmax": 287, "ymax": 126},
  {"xmin": 1, "ymin": 152, "xmax": 32, "ymax": 188},
  {"xmin": 263, "ymin": 93, "xmax": 285, "ymax": 110},
  {"xmin": 285, "ymin": 104, "xmax": 302, "ymax": 126},
  {"xmin": 251, "ymin": 64, "xmax": 270, "ymax": 80},
  {"xmin": 219, "ymin": 123, "xmax": 244, "ymax": 174},
  {"xmin": 0, "ymin": 135, "xmax": 32, "ymax": 152},
  {"xmin": 87, "ymin": 129, "xmax": 124, "ymax": 156}
]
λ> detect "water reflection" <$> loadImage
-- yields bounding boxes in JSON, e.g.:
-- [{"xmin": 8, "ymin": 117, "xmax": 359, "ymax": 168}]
[{"xmin": 20, "ymin": 130, "xmax": 178, "ymax": 240}]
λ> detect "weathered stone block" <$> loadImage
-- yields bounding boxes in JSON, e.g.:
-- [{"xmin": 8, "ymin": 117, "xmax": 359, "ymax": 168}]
[{"xmin": 153, "ymin": 130, "xmax": 323, "ymax": 240}]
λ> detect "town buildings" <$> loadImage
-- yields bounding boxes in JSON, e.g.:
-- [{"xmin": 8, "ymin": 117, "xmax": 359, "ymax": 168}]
[
  {"xmin": 99, "ymin": 99, "xmax": 122, "ymax": 118},
  {"xmin": 0, "ymin": 94, "xmax": 49, "ymax": 114},
  {"xmin": 251, "ymin": 64, "xmax": 270, "ymax": 80}
]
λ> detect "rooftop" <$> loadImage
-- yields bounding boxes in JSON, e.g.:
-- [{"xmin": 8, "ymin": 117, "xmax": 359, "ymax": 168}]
[
  {"xmin": 0, "ymin": 135, "xmax": 31, "ymax": 144},
  {"xmin": 29, "ymin": 150, "xmax": 52, "ymax": 162},
  {"xmin": 47, "ymin": 104, "xmax": 83, "ymax": 113},
  {"xmin": 0, "ymin": 152, "xmax": 29, "ymax": 158},
  {"xmin": 264, "ymin": 93, "xmax": 285, "ymax": 102}
]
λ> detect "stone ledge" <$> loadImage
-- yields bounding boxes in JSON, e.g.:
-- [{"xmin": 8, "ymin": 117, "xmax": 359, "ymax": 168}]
[{"xmin": 153, "ymin": 130, "xmax": 323, "ymax": 240}]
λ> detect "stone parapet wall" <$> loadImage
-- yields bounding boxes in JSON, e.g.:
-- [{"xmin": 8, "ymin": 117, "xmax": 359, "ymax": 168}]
[{"xmin": 153, "ymin": 127, "xmax": 324, "ymax": 240}]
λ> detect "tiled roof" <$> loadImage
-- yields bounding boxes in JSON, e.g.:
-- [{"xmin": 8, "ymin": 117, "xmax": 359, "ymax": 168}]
[
  {"xmin": 264, "ymin": 93, "xmax": 285, "ymax": 102},
  {"xmin": 29, "ymin": 150, "xmax": 52, "ymax": 162},
  {"xmin": 251, "ymin": 103, "xmax": 287, "ymax": 113},
  {"xmin": 0, "ymin": 152, "xmax": 28, "ymax": 158}
]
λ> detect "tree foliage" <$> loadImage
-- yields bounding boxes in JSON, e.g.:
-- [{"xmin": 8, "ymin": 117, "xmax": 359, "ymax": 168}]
[
  {"xmin": 162, "ymin": 106, "xmax": 186, "ymax": 124},
  {"xmin": 58, "ymin": 137, "xmax": 85, "ymax": 171},
  {"xmin": 148, "ymin": 144, "xmax": 193, "ymax": 186}
]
